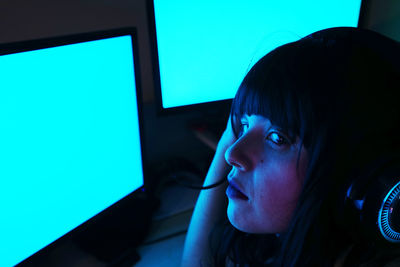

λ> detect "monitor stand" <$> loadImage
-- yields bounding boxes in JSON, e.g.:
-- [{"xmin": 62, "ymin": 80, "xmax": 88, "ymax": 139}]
[{"xmin": 74, "ymin": 190, "xmax": 156, "ymax": 265}]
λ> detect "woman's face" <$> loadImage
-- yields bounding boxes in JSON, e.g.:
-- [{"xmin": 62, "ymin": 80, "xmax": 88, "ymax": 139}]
[{"xmin": 225, "ymin": 114, "xmax": 308, "ymax": 233}]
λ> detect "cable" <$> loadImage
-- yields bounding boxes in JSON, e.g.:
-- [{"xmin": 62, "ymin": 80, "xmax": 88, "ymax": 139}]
[{"xmin": 172, "ymin": 175, "xmax": 227, "ymax": 190}]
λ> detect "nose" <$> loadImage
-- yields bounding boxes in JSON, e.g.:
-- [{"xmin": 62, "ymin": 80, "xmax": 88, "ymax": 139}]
[{"xmin": 224, "ymin": 135, "xmax": 254, "ymax": 171}]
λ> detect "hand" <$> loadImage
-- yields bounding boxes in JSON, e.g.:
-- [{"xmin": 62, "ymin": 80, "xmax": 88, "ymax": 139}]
[{"xmin": 217, "ymin": 115, "xmax": 237, "ymax": 155}]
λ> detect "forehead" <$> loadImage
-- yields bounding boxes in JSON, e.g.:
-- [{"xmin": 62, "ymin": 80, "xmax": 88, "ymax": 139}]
[{"xmin": 242, "ymin": 114, "xmax": 271, "ymax": 125}]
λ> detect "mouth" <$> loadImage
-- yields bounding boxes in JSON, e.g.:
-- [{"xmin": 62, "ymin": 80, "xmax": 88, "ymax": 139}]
[{"xmin": 226, "ymin": 180, "xmax": 248, "ymax": 200}]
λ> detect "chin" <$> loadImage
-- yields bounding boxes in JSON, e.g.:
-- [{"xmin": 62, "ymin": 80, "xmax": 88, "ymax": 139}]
[{"xmin": 227, "ymin": 204, "xmax": 288, "ymax": 234}]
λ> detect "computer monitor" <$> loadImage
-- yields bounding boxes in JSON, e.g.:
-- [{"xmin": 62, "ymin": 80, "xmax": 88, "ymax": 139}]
[
  {"xmin": 0, "ymin": 28, "xmax": 148, "ymax": 266},
  {"xmin": 148, "ymin": 0, "xmax": 365, "ymax": 113}
]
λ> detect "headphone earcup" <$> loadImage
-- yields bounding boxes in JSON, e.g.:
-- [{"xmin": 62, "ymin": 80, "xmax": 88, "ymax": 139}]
[{"xmin": 340, "ymin": 159, "xmax": 400, "ymax": 245}]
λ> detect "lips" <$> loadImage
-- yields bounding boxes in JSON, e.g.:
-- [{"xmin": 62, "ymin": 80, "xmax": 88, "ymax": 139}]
[{"xmin": 226, "ymin": 179, "xmax": 248, "ymax": 200}]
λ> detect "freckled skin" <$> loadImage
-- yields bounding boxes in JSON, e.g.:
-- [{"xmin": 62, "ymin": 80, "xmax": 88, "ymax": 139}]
[{"xmin": 225, "ymin": 115, "xmax": 308, "ymax": 234}]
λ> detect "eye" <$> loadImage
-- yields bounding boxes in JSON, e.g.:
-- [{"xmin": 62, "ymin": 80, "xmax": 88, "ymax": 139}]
[{"xmin": 266, "ymin": 131, "xmax": 289, "ymax": 146}]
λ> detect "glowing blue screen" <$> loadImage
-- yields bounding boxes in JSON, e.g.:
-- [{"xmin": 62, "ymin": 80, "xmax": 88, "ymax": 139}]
[
  {"xmin": 153, "ymin": 0, "xmax": 362, "ymax": 108},
  {"xmin": 0, "ymin": 35, "xmax": 144, "ymax": 266}
]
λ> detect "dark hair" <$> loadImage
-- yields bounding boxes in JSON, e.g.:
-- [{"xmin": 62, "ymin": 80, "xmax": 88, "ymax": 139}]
[{"xmin": 211, "ymin": 27, "xmax": 400, "ymax": 266}]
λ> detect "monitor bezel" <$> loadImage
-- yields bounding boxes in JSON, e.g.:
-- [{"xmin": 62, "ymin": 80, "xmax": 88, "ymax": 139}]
[
  {"xmin": 147, "ymin": 0, "xmax": 366, "ymax": 116},
  {"xmin": 147, "ymin": 0, "xmax": 233, "ymax": 116},
  {"xmin": 0, "ymin": 27, "xmax": 151, "ymax": 266}
]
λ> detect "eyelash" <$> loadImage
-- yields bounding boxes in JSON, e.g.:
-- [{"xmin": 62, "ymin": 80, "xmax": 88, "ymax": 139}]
[
  {"xmin": 239, "ymin": 123, "xmax": 290, "ymax": 146},
  {"xmin": 267, "ymin": 132, "xmax": 289, "ymax": 146}
]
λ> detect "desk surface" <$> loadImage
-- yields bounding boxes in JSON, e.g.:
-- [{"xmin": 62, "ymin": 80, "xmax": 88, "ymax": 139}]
[{"xmin": 135, "ymin": 184, "xmax": 197, "ymax": 266}]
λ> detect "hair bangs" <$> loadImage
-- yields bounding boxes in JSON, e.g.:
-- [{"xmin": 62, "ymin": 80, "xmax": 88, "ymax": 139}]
[{"xmin": 230, "ymin": 51, "xmax": 302, "ymax": 142}]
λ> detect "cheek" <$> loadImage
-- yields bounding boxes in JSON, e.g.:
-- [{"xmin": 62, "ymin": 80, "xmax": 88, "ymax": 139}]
[{"xmin": 255, "ymin": 161, "xmax": 303, "ymax": 216}]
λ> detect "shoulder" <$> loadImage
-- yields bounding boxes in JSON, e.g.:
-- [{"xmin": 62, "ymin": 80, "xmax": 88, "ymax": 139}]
[
  {"xmin": 379, "ymin": 246, "xmax": 400, "ymax": 267},
  {"xmin": 334, "ymin": 245, "xmax": 353, "ymax": 267},
  {"xmin": 384, "ymin": 256, "xmax": 400, "ymax": 267}
]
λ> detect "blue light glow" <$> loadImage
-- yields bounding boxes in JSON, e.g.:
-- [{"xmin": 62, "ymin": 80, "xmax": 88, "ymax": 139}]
[
  {"xmin": 0, "ymin": 35, "xmax": 144, "ymax": 266},
  {"xmin": 153, "ymin": 0, "xmax": 362, "ymax": 108}
]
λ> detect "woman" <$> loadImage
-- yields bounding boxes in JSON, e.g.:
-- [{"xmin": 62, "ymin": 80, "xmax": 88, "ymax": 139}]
[{"xmin": 182, "ymin": 27, "xmax": 400, "ymax": 266}]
